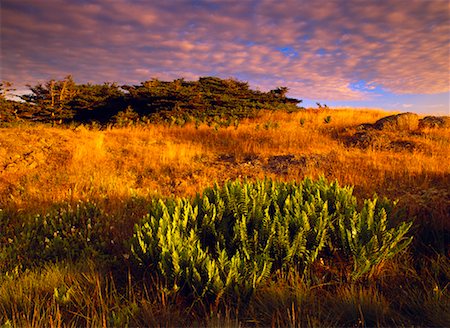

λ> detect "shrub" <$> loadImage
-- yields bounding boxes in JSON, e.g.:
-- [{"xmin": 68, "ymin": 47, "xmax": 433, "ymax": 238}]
[
  {"xmin": 1, "ymin": 202, "xmax": 114, "ymax": 272},
  {"xmin": 112, "ymin": 106, "xmax": 140, "ymax": 127},
  {"xmin": 131, "ymin": 178, "xmax": 412, "ymax": 300},
  {"xmin": 263, "ymin": 121, "xmax": 279, "ymax": 130}
]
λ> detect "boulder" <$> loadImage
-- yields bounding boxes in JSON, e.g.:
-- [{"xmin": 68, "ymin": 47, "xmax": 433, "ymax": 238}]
[
  {"xmin": 418, "ymin": 116, "xmax": 450, "ymax": 129},
  {"xmin": 373, "ymin": 112, "xmax": 419, "ymax": 131}
]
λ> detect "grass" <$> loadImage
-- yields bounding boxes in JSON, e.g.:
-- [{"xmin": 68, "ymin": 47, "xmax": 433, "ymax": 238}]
[
  {"xmin": 1, "ymin": 107, "xmax": 449, "ymax": 326},
  {"xmin": 2, "ymin": 108, "xmax": 449, "ymax": 210}
]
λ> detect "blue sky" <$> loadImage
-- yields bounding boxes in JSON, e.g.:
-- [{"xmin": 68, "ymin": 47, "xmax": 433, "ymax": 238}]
[
  {"xmin": 307, "ymin": 81, "xmax": 450, "ymax": 115},
  {"xmin": 321, "ymin": 92, "xmax": 450, "ymax": 116},
  {"xmin": 1, "ymin": 0, "xmax": 449, "ymax": 114}
]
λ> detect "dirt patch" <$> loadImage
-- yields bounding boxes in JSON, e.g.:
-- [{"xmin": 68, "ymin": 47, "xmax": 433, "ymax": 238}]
[
  {"xmin": 263, "ymin": 154, "xmax": 329, "ymax": 175},
  {"xmin": 218, "ymin": 153, "xmax": 261, "ymax": 165},
  {"xmin": 216, "ymin": 153, "xmax": 328, "ymax": 176},
  {"xmin": 218, "ymin": 153, "xmax": 236, "ymax": 163},
  {"xmin": 242, "ymin": 153, "xmax": 261, "ymax": 164},
  {"xmin": 265, "ymin": 155, "xmax": 305, "ymax": 175}
]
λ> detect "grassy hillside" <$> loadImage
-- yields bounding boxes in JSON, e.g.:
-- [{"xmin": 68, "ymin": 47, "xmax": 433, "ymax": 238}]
[
  {"xmin": 1, "ymin": 108, "xmax": 448, "ymax": 209},
  {"xmin": 1, "ymin": 108, "xmax": 449, "ymax": 326}
]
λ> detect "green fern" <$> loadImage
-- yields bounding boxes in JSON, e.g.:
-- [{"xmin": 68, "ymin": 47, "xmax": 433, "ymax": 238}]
[{"xmin": 130, "ymin": 177, "xmax": 413, "ymax": 300}]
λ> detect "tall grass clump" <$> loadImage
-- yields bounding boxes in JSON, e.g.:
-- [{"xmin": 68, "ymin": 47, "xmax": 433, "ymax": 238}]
[{"xmin": 131, "ymin": 177, "xmax": 412, "ymax": 301}]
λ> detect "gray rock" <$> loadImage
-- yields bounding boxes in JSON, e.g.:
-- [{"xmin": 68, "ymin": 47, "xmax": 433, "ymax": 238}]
[
  {"xmin": 373, "ymin": 112, "xmax": 419, "ymax": 131},
  {"xmin": 418, "ymin": 116, "xmax": 450, "ymax": 129}
]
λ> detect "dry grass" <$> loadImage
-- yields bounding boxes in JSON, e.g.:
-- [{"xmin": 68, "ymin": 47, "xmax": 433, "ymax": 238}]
[
  {"xmin": 1, "ymin": 107, "xmax": 449, "ymax": 326},
  {"xmin": 1, "ymin": 108, "xmax": 449, "ymax": 214}
]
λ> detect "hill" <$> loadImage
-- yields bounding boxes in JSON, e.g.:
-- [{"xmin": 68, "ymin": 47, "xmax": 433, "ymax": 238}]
[{"xmin": 0, "ymin": 103, "xmax": 449, "ymax": 325}]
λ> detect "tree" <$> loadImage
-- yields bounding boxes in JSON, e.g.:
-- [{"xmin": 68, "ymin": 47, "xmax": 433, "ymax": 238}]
[
  {"xmin": 0, "ymin": 81, "xmax": 35, "ymax": 122},
  {"xmin": 21, "ymin": 75, "xmax": 77, "ymax": 121},
  {"xmin": 270, "ymin": 86, "xmax": 289, "ymax": 98},
  {"xmin": 0, "ymin": 81, "xmax": 15, "ymax": 100},
  {"xmin": 70, "ymin": 82, "xmax": 126, "ymax": 122}
]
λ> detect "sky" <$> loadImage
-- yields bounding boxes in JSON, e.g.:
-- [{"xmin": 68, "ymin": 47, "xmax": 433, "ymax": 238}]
[{"xmin": 1, "ymin": 0, "xmax": 449, "ymax": 115}]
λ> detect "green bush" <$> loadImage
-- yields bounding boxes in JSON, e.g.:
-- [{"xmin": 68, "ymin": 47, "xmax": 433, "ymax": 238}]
[
  {"xmin": 131, "ymin": 178, "xmax": 412, "ymax": 300},
  {"xmin": 112, "ymin": 106, "xmax": 140, "ymax": 127},
  {"xmin": 1, "ymin": 202, "xmax": 114, "ymax": 272}
]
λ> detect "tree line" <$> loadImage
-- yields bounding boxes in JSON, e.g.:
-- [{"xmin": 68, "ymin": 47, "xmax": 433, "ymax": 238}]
[{"xmin": 0, "ymin": 76, "xmax": 303, "ymax": 125}]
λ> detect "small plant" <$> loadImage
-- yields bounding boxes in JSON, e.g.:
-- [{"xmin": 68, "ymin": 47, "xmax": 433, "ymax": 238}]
[
  {"xmin": 299, "ymin": 118, "xmax": 305, "ymax": 127},
  {"xmin": 113, "ymin": 106, "xmax": 139, "ymax": 127},
  {"xmin": 223, "ymin": 117, "xmax": 232, "ymax": 128},
  {"xmin": 175, "ymin": 117, "xmax": 186, "ymax": 127},
  {"xmin": 169, "ymin": 115, "xmax": 177, "ymax": 127},
  {"xmin": 324, "ymin": 115, "xmax": 332, "ymax": 124},
  {"xmin": 1, "ymin": 202, "xmax": 113, "ymax": 271},
  {"xmin": 263, "ymin": 121, "xmax": 279, "ymax": 130}
]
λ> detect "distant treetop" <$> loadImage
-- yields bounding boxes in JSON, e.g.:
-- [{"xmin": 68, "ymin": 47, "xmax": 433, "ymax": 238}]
[{"xmin": 1, "ymin": 75, "xmax": 303, "ymax": 124}]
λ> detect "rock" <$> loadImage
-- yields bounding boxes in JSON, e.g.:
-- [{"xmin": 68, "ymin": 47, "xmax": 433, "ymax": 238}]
[
  {"xmin": 345, "ymin": 131, "xmax": 380, "ymax": 149},
  {"xmin": 373, "ymin": 112, "xmax": 419, "ymax": 131},
  {"xmin": 355, "ymin": 123, "xmax": 374, "ymax": 131},
  {"xmin": 418, "ymin": 116, "xmax": 450, "ymax": 129},
  {"xmin": 345, "ymin": 131, "xmax": 418, "ymax": 152},
  {"xmin": 387, "ymin": 140, "xmax": 417, "ymax": 152}
]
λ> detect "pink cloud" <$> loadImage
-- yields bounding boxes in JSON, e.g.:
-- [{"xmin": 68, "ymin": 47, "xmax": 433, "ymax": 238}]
[{"xmin": 1, "ymin": 0, "xmax": 449, "ymax": 102}]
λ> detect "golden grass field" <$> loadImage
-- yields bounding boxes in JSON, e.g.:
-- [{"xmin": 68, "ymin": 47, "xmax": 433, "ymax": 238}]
[
  {"xmin": 1, "ymin": 108, "xmax": 449, "ymax": 211},
  {"xmin": 1, "ymin": 108, "xmax": 449, "ymax": 327}
]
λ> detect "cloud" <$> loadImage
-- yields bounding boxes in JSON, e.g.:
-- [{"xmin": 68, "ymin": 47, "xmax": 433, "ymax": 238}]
[{"xmin": 1, "ymin": 0, "xmax": 449, "ymax": 102}]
